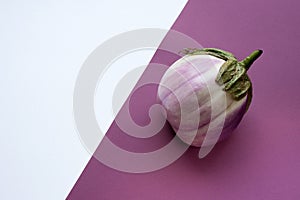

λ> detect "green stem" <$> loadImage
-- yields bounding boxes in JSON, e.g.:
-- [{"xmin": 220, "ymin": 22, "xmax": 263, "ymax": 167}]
[
  {"xmin": 182, "ymin": 47, "xmax": 263, "ymax": 104},
  {"xmin": 240, "ymin": 50, "xmax": 263, "ymax": 71}
]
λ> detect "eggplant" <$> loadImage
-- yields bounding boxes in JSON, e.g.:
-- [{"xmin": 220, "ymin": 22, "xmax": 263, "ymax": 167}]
[{"xmin": 158, "ymin": 48, "xmax": 262, "ymax": 147}]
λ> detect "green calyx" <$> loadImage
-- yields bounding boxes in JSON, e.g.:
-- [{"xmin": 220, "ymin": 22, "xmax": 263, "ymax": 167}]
[{"xmin": 181, "ymin": 48, "xmax": 263, "ymax": 109}]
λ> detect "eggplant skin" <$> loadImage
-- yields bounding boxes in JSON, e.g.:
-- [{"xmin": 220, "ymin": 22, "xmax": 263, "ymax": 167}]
[{"xmin": 158, "ymin": 54, "xmax": 248, "ymax": 147}]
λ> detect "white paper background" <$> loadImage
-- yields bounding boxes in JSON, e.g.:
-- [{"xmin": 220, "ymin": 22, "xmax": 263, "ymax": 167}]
[{"xmin": 0, "ymin": 0, "xmax": 187, "ymax": 199}]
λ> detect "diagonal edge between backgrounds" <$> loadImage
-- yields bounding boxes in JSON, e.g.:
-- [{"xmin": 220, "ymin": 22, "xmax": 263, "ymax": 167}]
[{"xmin": 66, "ymin": 1, "xmax": 190, "ymax": 199}]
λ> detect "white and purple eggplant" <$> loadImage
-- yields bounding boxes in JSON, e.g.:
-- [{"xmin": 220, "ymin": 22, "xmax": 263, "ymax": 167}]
[{"xmin": 158, "ymin": 48, "xmax": 262, "ymax": 147}]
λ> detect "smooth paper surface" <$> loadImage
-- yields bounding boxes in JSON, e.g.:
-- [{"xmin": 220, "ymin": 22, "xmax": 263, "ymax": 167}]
[{"xmin": 68, "ymin": 0, "xmax": 300, "ymax": 199}]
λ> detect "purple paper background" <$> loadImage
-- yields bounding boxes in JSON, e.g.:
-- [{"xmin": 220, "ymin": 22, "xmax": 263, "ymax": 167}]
[{"xmin": 68, "ymin": 0, "xmax": 300, "ymax": 199}]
